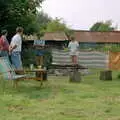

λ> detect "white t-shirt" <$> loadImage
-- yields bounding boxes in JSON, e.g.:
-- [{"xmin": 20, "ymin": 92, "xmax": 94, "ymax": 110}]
[
  {"xmin": 68, "ymin": 41, "xmax": 79, "ymax": 52},
  {"xmin": 10, "ymin": 34, "xmax": 22, "ymax": 52}
]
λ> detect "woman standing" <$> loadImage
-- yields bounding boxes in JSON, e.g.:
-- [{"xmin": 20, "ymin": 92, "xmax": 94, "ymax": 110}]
[
  {"xmin": 0, "ymin": 30, "xmax": 9, "ymax": 57},
  {"xmin": 68, "ymin": 36, "xmax": 79, "ymax": 65}
]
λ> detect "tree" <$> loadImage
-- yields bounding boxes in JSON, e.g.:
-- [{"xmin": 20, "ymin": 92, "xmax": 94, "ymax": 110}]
[
  {"xmin": 0, "ymin": 0, "xmax": 44, "ymax": 39},
  {"xmin": 45, "ymin": 17, "xmax": 72, "ymax": 39},
  {"xmin": 45, "ymin": 18, "xmax": 69, "ymax": 32},
  {"xmin": 36, "ymin": 11, "xmax": 52, "ymax": 37},
  {"xmin": 90, "ymin": 20, "xmax": 116, "ymax": 32}
]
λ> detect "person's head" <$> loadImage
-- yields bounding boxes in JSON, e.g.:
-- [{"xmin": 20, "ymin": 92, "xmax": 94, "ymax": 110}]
[
  {"xmin": 1, "ymin": 29, "xmax": 8, "ymax": 36},
  {"xmin": 16, "ymin": 27, "xmax": 24, "ymax": 35},
  {"xmin": 70, "ymin": 36, "xmax": 75, "ymax": 41}
]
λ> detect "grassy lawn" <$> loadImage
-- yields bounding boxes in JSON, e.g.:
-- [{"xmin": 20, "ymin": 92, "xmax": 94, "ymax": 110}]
[{"xmin": 0, "ymin": 69, "xmax": 120, "ymax": 120}]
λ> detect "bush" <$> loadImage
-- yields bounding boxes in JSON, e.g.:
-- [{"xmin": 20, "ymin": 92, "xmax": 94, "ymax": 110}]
[
  {"xmin": 44, "ymin": 49, "xmax": 52, "ymax": 68},
  {"xmin": 22, "ymin": 48, "xmax": 52, "ymax": 68},
  {"xmin": 22, "ymin": 48, "xmax": 36, "ymax": 67},
  {"xmin": 117, "ymin": 73, "xmax": 120, "ymax": 79}
]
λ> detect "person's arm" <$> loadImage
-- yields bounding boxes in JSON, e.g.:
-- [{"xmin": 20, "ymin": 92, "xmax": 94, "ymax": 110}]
[
  {"xmin": 33, "ymin": 45, "xmax": 45, "ymax": 49},
  {"xmin": 0, "ymin": 37, "xmax": 4, "ymax": 50},
  {"xmin": 9, "ymin": 37, "xmax": 19, "ymax": 53},
  {"xmin": 9, "ymin": 44, "xmax": 17, "ymax": 52},
  {"xmin": 68, "ymin": 42, "xmax": 71, "ymax": 49},
  {"xmin": 76, "ymin": 41, "xmax": 79, "ymax": 49}
]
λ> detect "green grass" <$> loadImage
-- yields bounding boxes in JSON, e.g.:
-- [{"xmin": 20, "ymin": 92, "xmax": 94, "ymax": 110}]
[{"xmin": 1, "ymin": 69, "xmax": 120, "ymax": 120}]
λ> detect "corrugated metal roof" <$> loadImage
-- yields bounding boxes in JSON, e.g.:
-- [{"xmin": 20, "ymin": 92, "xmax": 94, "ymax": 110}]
[
  {"xmin": 40, "ymin": 32, "xmax": 68, "ymax": 41},
  {"xmin": 74, "ymin": 31, "xmax": 120, "ymax": 43},
  {"xmin": 23, "ymin": 31, "xmax": 120, "ymax": 43}
]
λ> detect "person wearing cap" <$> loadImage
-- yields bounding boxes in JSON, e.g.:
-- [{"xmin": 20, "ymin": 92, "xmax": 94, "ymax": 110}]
[{"xmin": 0, "ymin": 29, "xmax": 9, "ymax": 57}]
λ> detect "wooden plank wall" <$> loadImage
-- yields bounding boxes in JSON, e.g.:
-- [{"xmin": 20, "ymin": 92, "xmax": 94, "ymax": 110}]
[{"xmin": 109, "ymin": 51, "xmax": 120, "ymax": 70}]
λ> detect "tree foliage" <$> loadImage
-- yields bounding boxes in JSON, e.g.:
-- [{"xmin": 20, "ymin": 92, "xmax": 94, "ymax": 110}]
[
  {"xmin": 45, "ymin": 18, "xmax": 68, "ymax": 32},
  {"xmin": 44, "ymin": 17, "xmax": 72, "ymax": 39},
  {"xmin": 90, "ymin": 20, "xmax": 116, "ymax": 32},
  {"xmin": 0, "ymin": 0, "xmax": 44, "ymax": 38},
  {"xmin": 36, "ymin": 11, "xmax": 52, "ymax": 37}
]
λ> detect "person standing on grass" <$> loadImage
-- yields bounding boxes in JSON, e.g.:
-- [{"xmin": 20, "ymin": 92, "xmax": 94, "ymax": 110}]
[
  {"xmin": 33, "ymin": 39, "xmax": 46, "ymax": 67},
  {"xmin": 9, "ymin": 27, "xmax": 24, "ymax": 70},
  {"xmin": 68, "ymin": 36, "xmax": 79, "ymax": 65},
  {"xmin": 0, "ymin": 29, "xmax": 9, "ymax": 57}
]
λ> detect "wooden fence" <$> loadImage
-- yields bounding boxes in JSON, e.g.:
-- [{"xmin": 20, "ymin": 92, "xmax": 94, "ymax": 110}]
[{"xmin": 109, "ymin": 51, "xmax": 120, "ymax": 70}]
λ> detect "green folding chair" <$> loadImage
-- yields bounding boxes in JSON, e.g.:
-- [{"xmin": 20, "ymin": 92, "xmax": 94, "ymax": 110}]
[{"xmin": 0, "ymin": 57, "xmax": 26, "ymax": 88}]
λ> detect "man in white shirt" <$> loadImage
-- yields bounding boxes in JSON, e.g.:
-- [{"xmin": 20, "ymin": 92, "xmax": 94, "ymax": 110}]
[
  {"xmin": 9, "ymin": 27, "xmax": 24, "ymax": 70},
  {"xmin": 68, "ymin": 36, "xmax": 79, "ymax": 65}
]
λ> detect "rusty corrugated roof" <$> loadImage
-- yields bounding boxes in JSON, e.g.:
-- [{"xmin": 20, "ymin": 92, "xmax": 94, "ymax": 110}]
[
  {"xmin": 23, "ymin": 31, "xmax": 120, "ymax": 43},
  {"xmin": 74, "ymin": 31, "xmax": 120, "ymax": 43}
]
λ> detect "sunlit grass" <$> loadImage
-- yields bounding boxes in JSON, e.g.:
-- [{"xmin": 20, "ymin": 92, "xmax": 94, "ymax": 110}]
[{"xmin": 0, "ymin": 69, "xmax": 120, "ymax": 120}]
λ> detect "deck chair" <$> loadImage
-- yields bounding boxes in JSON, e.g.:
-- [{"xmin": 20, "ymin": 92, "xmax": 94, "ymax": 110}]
[
  {"xmin": 0, "ymin": 57, "xmax": 47, "ymax": 87},
  {"xmin": 0, "ymin": 57, "xmax": 26, "ymax": 88}
]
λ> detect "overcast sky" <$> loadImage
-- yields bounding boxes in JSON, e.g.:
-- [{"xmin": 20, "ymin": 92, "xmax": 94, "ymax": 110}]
[{"xmin": 41, "ymin": 0, "xmax": 120, "ymax": 30}]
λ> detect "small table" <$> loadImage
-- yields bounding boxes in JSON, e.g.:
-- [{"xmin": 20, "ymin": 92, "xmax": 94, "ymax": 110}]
[{"xmin": 25, "ymin": 69, "xmax": 47, "ymax": 86}]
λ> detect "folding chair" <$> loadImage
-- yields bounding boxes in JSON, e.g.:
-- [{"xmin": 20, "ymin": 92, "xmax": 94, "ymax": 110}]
[
  {"xmin": 0, "ymin": 57, "xmax": 26, "ymax": 88},
  {"xmin": 0, "ymin": 57, "xmax": 47, "ymax": 88}
]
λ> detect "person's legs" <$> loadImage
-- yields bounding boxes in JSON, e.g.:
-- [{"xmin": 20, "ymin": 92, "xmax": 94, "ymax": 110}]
[
  {"xmin": 36, "ymin": 56, "xmax": 39, "ymax": 66},
  {"xmin": 11, "ymin": 52, "xmax": 23, "ymax": 70},
  {"xmin": 40, "ymin": 56, "xmax": 44, "ymax": 66},
  {"xmin": 73, "ymin": 55, "xmax": 78, "ymax": 65},
  {"xmin": 0, "ymin": 51, "xmax": 8, "ymax": 57},
  {"xmin": 71, "ymin": 55, "xmax": 74, "ymax": 64},
  {"xmin": 71, "ymin": 55, "xmax": 78, "ymax": 65},
  {"xmin": 36, "ymin": 56, "xmax": 44, "ymax": 66},
  {"xmin": 70, "ymin": 51, "xmax": 78, "ymax": 65}
]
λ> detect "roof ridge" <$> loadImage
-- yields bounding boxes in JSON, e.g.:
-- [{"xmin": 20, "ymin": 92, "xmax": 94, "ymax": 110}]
[{"xmin": 73, "ymin": 30, "xmax": 120, "ymax": 33}]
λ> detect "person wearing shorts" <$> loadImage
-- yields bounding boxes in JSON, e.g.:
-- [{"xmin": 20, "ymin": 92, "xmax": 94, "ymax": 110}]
[
  {"xmin": 33, "ymin": 40, "xmax": 45, "ymax": 66},
  {"xmin": 68, "ymin": 36, "xmax": 79, "ymax": 65}
]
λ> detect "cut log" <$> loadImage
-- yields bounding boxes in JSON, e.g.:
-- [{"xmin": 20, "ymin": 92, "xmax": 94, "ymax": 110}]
[
  {"xmin": 69, "ymin": 69, "xmax": 81, "ymax": 82},
  {"xmin": 100, "ymin": 70, "xmax": 112, "ymax": 81}
]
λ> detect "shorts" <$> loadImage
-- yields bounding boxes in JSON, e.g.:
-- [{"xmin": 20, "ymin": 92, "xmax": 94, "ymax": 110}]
[
  {"xmin": 36, "ymin": 50, "xmax": 45, "ymax": 56},
  {"xmin": 69, "ymin": 51, "xmax": 78, "ymax": 56}
]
